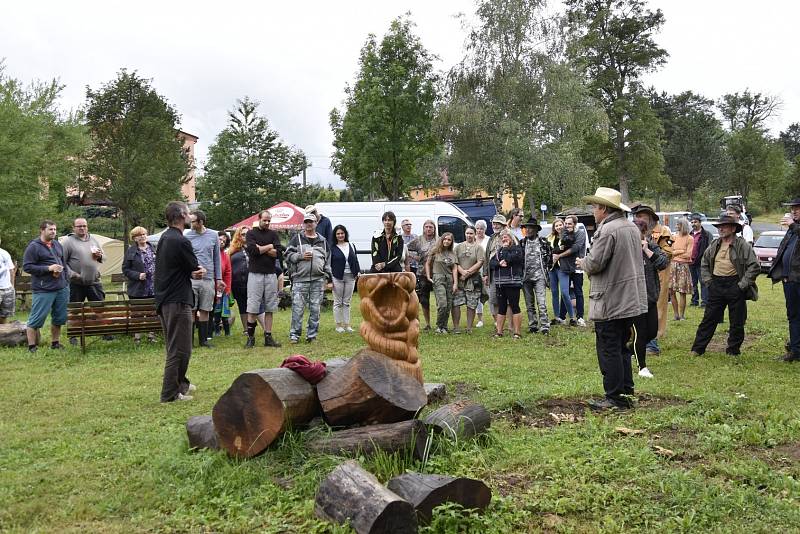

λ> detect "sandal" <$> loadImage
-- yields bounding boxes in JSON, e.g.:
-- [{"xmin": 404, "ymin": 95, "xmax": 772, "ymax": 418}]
[
  {"xmin": 512, "ymin": 334, "xmax": 522, "ymax": 339},
  {"xmin": 492, "ymin": 332, "xmax": 503, "ymax": 338}
]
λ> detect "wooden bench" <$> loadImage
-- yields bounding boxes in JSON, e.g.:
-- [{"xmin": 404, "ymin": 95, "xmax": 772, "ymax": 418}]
[
  {"xmin": 107, "ymin": 273, "xmax": 128, "ymax": 300},
  {"xmin": 67, "ymin": 298, "xmax": 162, "ymax": 352},
  {"xmin": 14, "ymin": 274, "xmax": 31, "ymax": 310}
]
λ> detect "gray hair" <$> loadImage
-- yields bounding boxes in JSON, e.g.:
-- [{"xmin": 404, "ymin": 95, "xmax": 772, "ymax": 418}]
[
  {"xmin": 475, "ymin": 219, "xmax": 487, "ymax": 230},
  {"xmin": 676, "ymin": 217, "xmax": 691, "ymax": 236}
]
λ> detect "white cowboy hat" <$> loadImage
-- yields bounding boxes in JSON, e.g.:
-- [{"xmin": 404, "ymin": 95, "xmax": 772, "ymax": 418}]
[{"xmin": 581, "ymin": 187, "xmax": 630, "ymax": 212}]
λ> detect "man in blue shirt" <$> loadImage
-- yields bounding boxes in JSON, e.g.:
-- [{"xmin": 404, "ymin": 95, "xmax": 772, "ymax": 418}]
[{"xmin": 769, "ymin": 198, "xmax": 800, "ymax": 362}]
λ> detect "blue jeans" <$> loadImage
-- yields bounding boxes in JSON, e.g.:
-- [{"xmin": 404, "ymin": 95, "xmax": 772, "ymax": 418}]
[
  {"xmin": 556, "ymin": 270, "xmax": 575, "ymax": 319},
  {"xmin": 690, "ymin": 264, "xmax": 708, "ymax": 306},
  {"xmin": 785, "ymin": 281, "xmax": 800, "ymax": 357},
  {"xmin": 290, "ymin": 279, "xmax": 324, "ymax": 340},
  {"xmin": 549, "ymin": 270, "xmax": 561, "ymax": 318}
]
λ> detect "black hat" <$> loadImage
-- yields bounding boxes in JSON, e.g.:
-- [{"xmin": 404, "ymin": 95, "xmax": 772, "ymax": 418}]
[
  {"xmin": 689, "ymin": 213, "xmax": 703, "ymax": 222},
  {"xmin": 782, "ymin": 198, "xmax": 800, "ymax": 207},
  {"xmin": 629, "ymin": 203, "xmax": 659, "ymax": 222},
  {"xmin": 522, "ymin": 217, "xmax": 541, "ymax": 231},
  {"xmin": 712, "ymin": 215, "xmax": 743, "ymax": 233}
]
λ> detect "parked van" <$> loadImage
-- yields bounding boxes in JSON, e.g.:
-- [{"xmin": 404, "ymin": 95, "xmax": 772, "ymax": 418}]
[
  {"xmin": 315, "ymin": 201, "xmax": 473, "ymax": 270},
  {"xmin": 448, "ymin": 197, "xmax": 498, "ymax": 235}
]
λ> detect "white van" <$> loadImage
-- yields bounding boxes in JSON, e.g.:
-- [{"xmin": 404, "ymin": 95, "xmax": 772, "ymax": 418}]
[{"xmin": 315, "ymin": 201, "xmax": 473, "ymax": 270}]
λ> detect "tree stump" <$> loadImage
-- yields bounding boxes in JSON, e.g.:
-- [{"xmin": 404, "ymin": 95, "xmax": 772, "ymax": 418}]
[
  {"xmin": 315, "ymin": 460, "xmax": 417, "ymax": 534},
  {"xmin": 307, "ymin": 419, "xmax": 428, "ymax": 460},
  {"xmin": 424, "ymin": 383, "xmax": 447, "ymax": 404},
  {"xmin": 186, "ymin": 415, "xmax": 219, "ymax": 451},
  {"xmin": 317, "ymin": 352, "xmax": 427, "ymax": 427},
  {"xmin": 423, "ymin": 401, "xmax": 491, "ymax": 440},
  {"xmin": 0, "ymin": 321, "xmax": 26, "ymax": 347},
  {"xmin": 387, "ymin": 472, "xmax": 492, "ymax": 523},
  {"xmin": 212, "ymin": 368, "xmax": 320, "ymax": 458}
]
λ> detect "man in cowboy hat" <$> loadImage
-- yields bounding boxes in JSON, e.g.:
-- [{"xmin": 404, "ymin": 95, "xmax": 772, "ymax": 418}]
[
  {"xmin": 519, "ymin": 217, "xmax": 553, "ymax": 334},
  {"xmin": 768, "ymin": 198, "xmax": 800, "ymax": 362},
  {"xmin": 576, "ymin": 187, "xmax": 647, "ymax": 410},
  {"xmin": 690, "ymin": 215, "xmax": 759, "ymax": 357}
]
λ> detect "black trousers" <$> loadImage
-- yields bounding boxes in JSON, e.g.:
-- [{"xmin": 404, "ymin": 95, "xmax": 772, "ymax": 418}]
[
  {"xmin": 159, "ymin": 302, "xmax": 193, "ymax": 402},
  {"xmin": 69, "ymin": 283, "xmax": 105, "ymax": 302},
  {"xmin": 631, "ymin": 303, "xmax": 658, "ymax": 370},
  {"xmin": 691, "ymin": 276, "xmax": 747, "ymax": 354},
  {"xmin": 595, "ymin": 316, "xmax": 635, "ymax": 403}
]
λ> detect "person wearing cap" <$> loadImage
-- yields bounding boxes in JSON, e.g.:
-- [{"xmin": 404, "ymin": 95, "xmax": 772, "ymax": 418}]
[
  {"xmin": 483, "ymin": 214, "xmax": 517, "ymax": 330},
  {"xmin": 519, "ymin": 217, "xmax": 553, "ymax": 334},
  {"xmin": 768, "ymin": 198, "xmax": 800, "ymax": 362},
  {"xmin": 576, "ymin": 187, "xmax": 647, "ymax": 411},
  {"xmin": 725, "ymin": 204, "xmax": 753, "ymax": 245},
  {"xmin": 689, "ymin": 214, "xmax": 712, "ymax": 307},
  {"xmin": 305, "ymin": 204, "xmax": 333, "ymax": 244},
  {"xmin": 690, "ymin": 215, "xmax": 759, "ymax": 357},
  {"xmin": 284, "ymin": 211, "xmax": 332, "ymax": 343}
]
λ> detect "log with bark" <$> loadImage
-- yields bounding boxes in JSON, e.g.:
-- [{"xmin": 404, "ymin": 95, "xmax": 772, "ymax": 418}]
[
  {"xmin": 423, "ymin": 401, "xmax": 491, "ymax": 440},
  {"xmin": 186, "ymin": 415, "xmax": 219, "ymax": 451},
  {"xmin": 317, "ymin": 352, "xmax": 428, "ymax": 427},
  {"xmin": 307, "ymin": 419, "xmax": 429, "ymax": 460},
  {"xmin": 315, "ymin": 460, "xmax": 417, "ymax": 534},
  {"xmin": 0, "ymin": 321, "xmax": 27, "ymax": 347},
  {"xmin": 387, "ymin": 472, "xmax": 492, "ymax": 523}
]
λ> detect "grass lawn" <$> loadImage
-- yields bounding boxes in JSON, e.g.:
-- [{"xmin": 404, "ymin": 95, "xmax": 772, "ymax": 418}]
[{"xmin": 2, "ymin": 278, "xmax": 799, "ymax": 533}]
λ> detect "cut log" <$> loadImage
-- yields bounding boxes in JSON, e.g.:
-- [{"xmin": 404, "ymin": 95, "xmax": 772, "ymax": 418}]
[
  {"xmin": 423, "ymin": 401, "xmax": 491, "ymax": 440},
  {"xmin": 186, "ymin": 415, "xmax": 219, "ymax": 451},
  {"xmin": 387, "ymin": 472, "xmax": 492, "ymax": 523},
  {"xmin": 424, "ymin": 383, "xmax": 447, "ymax": 404},
  {"xmin": 212, "ymin": 368, "xmax": 320, "ymax": 458},
  {"xmin": 315, "ymin": 460, "xmax": 417, "ymax": 534},
  {"xmin": 307, "ymin": 419, "xmax": 429, "ymax": 460},
  {"xmin": 0, "ymin": 321, "xmax": 27, "ymax": 347},
  {"xmin": 317, "ymin": 352, "xmax": 428, "ymax": 427}
]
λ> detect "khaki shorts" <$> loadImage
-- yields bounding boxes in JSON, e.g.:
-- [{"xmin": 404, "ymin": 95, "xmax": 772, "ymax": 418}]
[
  {"xmin": 0, "ymin": 287, "xmax": 14, "ymax": 317},
  {"xmin": 453, "ymin": 288, "xmax": 480, "ymax": 309},
  {"xmin": 246, "ymin": 273, "xmax": 278, "ymax": 314},
  {"xmin": 191, "ymin": 279, "xmax": 216, "ymax": 312}
]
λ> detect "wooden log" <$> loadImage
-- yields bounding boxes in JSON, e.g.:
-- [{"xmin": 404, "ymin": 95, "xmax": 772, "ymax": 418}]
[
  {"xmin": 424, "ymin": 383, "xmax": 447, "ymax": 404},
  {"xmin": 315, "ymin": 460, "xmax": 418, "ymax": 534},
  {"xmin": 317, "ymin": 352, "xmax": 428, "ymax": 427},
  {"xmin": 0, "ymin": 321, "xmax": 27, "ymax": 347},
  {"xmin": 423, "ymin": 401, "xmax": 491, "ymax": 440},
  {"xmin": 186, "ymin": 415, "xmax": 219, "ymax": 451},
  {"xmin": 307, "ymin": 419, "xmax": 429, "ymax": 460},
  {"xmin": 387, "ymin": 472, "xmax": 492, "ymax": 523},
  {"xmin": 212, "ymin": 368, "xmax": 320, "ymax": 458}
]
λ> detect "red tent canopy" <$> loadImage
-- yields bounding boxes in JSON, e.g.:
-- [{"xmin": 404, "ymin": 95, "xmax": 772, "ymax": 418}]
[{"xmin": 227, "ymin": 201, "xmax": 305, "ymax": 231}]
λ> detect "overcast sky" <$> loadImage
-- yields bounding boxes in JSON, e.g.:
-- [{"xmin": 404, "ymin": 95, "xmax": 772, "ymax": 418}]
[{"xmin": 2, "ymin": 1, "xmax": 797, "ymax": 190}]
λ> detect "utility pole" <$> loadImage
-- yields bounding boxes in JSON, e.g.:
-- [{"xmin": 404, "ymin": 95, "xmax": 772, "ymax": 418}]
[{"xmin": 302, "ymin": 156, "xmax": 307, "ymax": 188}]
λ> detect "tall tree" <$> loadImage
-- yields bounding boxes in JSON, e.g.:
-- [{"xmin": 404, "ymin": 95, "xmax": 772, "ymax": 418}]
[
  {"xmin": 779, "ymin": 123, "xmax": 800, "ymax": 162},
  {"xmin": 84, "ymin": 70, "xmax": 189, "ymax": 246},
  {"xmin": 718, "ymin": 90, "xmax": 781, "ymax": 132},
  {"xmin": 439, "ymin": 0, "xmax": 606, "ymax": 212},
  {"xmin": 0, "ymin": 63, "xmax": 87, "ymax": 257},
  {"xmin": 330, "ymin": 16, "xmax": 439, "ymax": 200},
  {"xmin": 727, "ymin": 127, "xmax": 788, "ymax": 209},
  {"xmin": 565, "ymin": 0, "xmax": 669, "ymax": 202},
  {"xmin": 198, "ymin": 97, "xmax": 306, "ymax": 227}
]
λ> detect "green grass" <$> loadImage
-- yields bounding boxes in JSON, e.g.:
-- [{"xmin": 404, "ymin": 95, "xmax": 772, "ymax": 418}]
[{"xmin": 2, "ymin": 279, "xmax": 800, "ymax": 533}]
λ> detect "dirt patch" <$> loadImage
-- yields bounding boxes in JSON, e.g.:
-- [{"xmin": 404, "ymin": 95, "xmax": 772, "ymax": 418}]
[
  {"xmin": 750, "ymin": 441, "xmax": 800, "ymax": 467},
  {"xmin": 450, "ymin": 381, "xmax": 482, "ymax": 398},
  {"xmin": 490, "ymin": 471, "xmax": 533, "ymax": 497},
  {"xmin": 706, "ymin": 332, "xmax": 759, "ymax": 354},
  {"xmin": 650, "ymin": 426, "xmax": 704, "ymax": 464}
]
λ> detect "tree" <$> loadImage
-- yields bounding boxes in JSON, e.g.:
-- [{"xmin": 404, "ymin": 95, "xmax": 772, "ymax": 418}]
[
  {"xmin": 197, "ymin": 97, "xmax": 306, "ymax": 227},
  {"xmin": 565, "ymin": 0, "xmax": 669, "ymax": 202},
  {"xmin": 718, "ymin": 90, "xmax": 780, "ymax": 132},
  {"xmin": 779, "ymin": 123, "xmax": 800, "ymax": 162},
  {"xmin": 0, "ymin": 63, "xmax": 87, "ymax": 257},
  {"xmin": 84, "ymin": 70, "xmax": 189, "ymax": 247},
  {"xmin": 727, "ymin": 127, "xmax": 788, "ymax": 210},
  {"xmin": 439, "ymin": 0, "xmax": 606, "ymax": 212},
  {"xmin": 330, "ymin": 16, "xmax": 439, "ymax": 200}
]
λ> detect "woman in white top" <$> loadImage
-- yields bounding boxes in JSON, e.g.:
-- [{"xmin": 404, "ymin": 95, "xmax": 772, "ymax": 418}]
[
  {"xmin": 474, "ymin": 219, "xmax": 491, "ymax": 327},
  {"xmin": 330, "ymin": 225, "xmax": 361, "ymax": 332}
]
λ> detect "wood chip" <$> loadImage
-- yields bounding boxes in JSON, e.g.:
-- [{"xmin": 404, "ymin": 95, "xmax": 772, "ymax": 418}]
[
  {"xmin": 652, "ymin": 445, "xmax": 676, "ymax": 458},
  {"xmin": 615, "ymin": 426, "xmax": 645, "ymax": 436}
]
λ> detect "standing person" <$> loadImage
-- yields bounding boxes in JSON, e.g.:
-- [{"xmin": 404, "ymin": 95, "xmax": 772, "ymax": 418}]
[
  {"xmin": 62, "ymin": 218, "xmax": 106, "ymax": 343},
  {"xmin": 400, "ymin": 219, "xmax": 418, "ymax": 272},
  {"xmin": 285, "ymin": 211, "xmax": 332, "ymax": 343},
  {"xmin": 483, "ymin": 214, "xmax": 512, "ymax": 331},
  {"xmin": 690, "ymin": 215, "xmax": 759, "ymax": 357},
  {"xmin": 520, "ymin": 217, "xmax": 552, "ymax": 334},
  {"xmin": 426, "ymin": 232, "xmax": 458, "ymax": 334},
  {"xmin": 22, "ymin": 220, "xmax": 73, "ymax": 353},
  {"xmin": 229, "ymin": 227, "xmax": 260, "ymax": 335},
  {"xmin": 452, "ymin": 227, "xmax": 484, "ymax": 333},
  {"xmin": 489, "ymin": 230, "xmax": 524, "ymax": 338},
  {"xmin": 630, "ymin": 219, "xmax": 668, "ymax": 379},
  {"xmin": 370, "ymin": 211, "xmax": 404, "ymax": 273},
  {"xmin": 769, "ymin": 197, "xmax": 800, "ymax": 362},
  {"xmin": 507, "ymin": 208, "xmax": 524, "ymax": 240},
  {"xmin": 306, "ymin": 204, "xmax": 333, "ymax": 244},
  {"xmin": 154, "ymin": 202, "xmax": 205, "ymax": 403},
  {"xmin": 689, "ymin": 214, "xmax": 712, "ymax": 307},
  {"xmin": 212, "ymin": 231, "xmax": 233, "ymax": 337},
  {"xmin": 546, "ymin": 218, "xmax": 567, "ymax": 326},
  {"xmin": 184, "ymin": 210, "xmax": 223, "ymax": 348},
  {"xmin": 244, "ymin": 210, "xmax": 283, "ymax": 348},
  {"xmin": 0, "ymin": 235, "xmax": 15, "ymax": 324},
  {"xmin": 555, "ymin": 215, "xmax": 586, "ymax": 326},
  {"xmin": 331, "ymin": 224, "xmax": 361, "ymax": 333},
  {"xmin": 474, "ymin": 220, "xmax": 491, "ymax": 328},
  {"xmin": 669, "ymin": 218, "xmax": 693, "ymax": 321},
  {"xmin": 577, "ymin": 187, "xmax": 647, "ymax": 411},
  {"xmin": 726, "ymin": 204, "xmax": 754, "ymax": 244},
  {"xmin": 407, "ymin": 220, "xmax": 437, "ymax": 330},
  {"xmin": 122, "ymin": 226, "xmax": 157, "ymax": 344}
]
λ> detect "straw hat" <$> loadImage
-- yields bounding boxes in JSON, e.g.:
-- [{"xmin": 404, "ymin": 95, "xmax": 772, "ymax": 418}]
[
  {"xmin": 581, "ymin": 187, "xmax": 630, "ymax": 212},
  {"xmin": 491, "ymin": 214, "xmax": 508, "ymax": 226}
]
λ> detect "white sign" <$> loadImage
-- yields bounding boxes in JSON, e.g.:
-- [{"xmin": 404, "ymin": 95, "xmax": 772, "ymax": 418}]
[{"xmin": 540, "ymin": 204, "xmax": 547, "ymax": 212}]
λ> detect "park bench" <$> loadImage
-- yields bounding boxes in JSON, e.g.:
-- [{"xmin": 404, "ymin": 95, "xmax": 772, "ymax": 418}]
[
  {"xmin": 14, "ymin": 274, "xmax": 31, "ymax": 310},
  {"xmin": 107, "ymin": 273, "xmax": 128, "ymax": 300},
  {"xmin": 66, "ymin": 298, "xmax": 161, "ymax": 352}
]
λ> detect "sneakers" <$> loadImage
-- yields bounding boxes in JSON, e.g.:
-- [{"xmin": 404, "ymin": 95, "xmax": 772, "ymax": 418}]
[
  {"xmin": 187, "ymin": 384, "xmax": 197, "ymax": 392},
  {"xmin": 475, "ymin": 320, "xmax": 484, "ymax": 328},
  {"xmin": 435, "ymin": 327, "xmax": 448, "ymax": 334},
  {"xmin": 244, "ymin": 336, "xmax": 256, "ymax": 349},
  {"xmin": 176, "ymin": 393, "xmax": 193, "ymax": 401},
  {"xmin": 335, "ymin": 326, "xmax": 345, "ymax": 333},
  {"xmin": 638, "ymin": 367, "xmax": 654, "ymax": 379},
  {"xmin": 306, "ymin": 337, "xmax": 316, "ymax": 343},
  {"xmin": 264, "ymin": 334, "xmax": 282, "ymax": 348},
  {"xmin": 289, "ymin": 338, "xmax": 299, "ymax": 344},
  {"xmin": 550, "ymin": 318, "xmax": 565, "ymax": 326},
  {"xmin": 576, "ymin": 318, "xmax": 586, "ymax": 327},
  {"xmin": 529, "ymin": 326, "xmax": 538, "ymax": 334},
  {"xmin": 569, "ymin": 318, "xmax": 578, "ymax": 327},
  {"xmin": 345, "ymin": 326, "xmax": 355, "ymax": 333},
  {"xmin": 540, "ymin": 328, "xmax": 550, "ymax": 335}
]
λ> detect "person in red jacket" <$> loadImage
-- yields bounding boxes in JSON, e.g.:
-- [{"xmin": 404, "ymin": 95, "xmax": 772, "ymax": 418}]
[{"xmin": 213, "ymin": 231, "xmax": 233, "ymax": 336}]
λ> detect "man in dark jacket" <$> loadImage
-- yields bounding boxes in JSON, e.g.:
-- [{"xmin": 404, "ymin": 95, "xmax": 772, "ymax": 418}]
[
  {"xmin": 690, "ymin": 215, "xmax": 759, "ymax": 357},
  {"xmin": 519, "ymin": 217, "xmax": 553, "ymax": 334},
  {"xmin": 689, "ymin": 214, "xmax": 712, "ymax": 307},
  {"xmin": 244, "ymin": 210, "xmax": 283, "ymax": 348},
  {"xmin": 768, "ymin": 198, "xmax": 800, "ymax": 362}
]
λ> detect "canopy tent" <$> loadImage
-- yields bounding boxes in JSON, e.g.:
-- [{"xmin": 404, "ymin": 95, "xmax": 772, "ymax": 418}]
[
  {"xmin": 227, "ymin": 201, "xmax": 306, "ymax": 231},
  {"xmin": 58, "ymin": 233, "xmax": 124, "ymax": 277}
]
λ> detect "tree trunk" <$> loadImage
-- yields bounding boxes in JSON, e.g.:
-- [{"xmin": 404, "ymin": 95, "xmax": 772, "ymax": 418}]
[
  {"xmin": 387, "ymin": 472, "xmax": 492, "ymax": 524},
  {"xmin": 423, "ymin": 401, "xmax": 491, "ymax": 440},
  {"xmin": 0, "ymin": 321, "xmax": 27, "ymax": 347},
  {"xmin": 307, "ymin": 419, "xmax": 428, "ymax": 460},
  {"xmin": 186, "ymin": 415, "xmax": 219, "ymax": 451},
  {"xmin": 654, "ymin": 192, "xmax": 661, "ymax": 212},
  {"xmin": 315, "ymin": 460, "xmax": 418, "ymax": 534},
  {"xmin": 317, "ymin": 352, "xmax": 428, "ymax": 427}
]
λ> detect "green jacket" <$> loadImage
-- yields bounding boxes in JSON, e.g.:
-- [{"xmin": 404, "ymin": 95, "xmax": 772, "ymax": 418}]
[{"xmin": 700, "ymin": 236, "xmax": 759, "ymax": 301}]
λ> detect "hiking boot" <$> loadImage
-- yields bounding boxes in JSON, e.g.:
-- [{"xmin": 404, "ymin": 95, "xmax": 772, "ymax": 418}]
[
  {"xmin": 244, "ymin": 336, "xmax": 256, "ymax": 349},
  {"xmin": 782, "ymin": 353, "xmax": 800, "ymax": 362},
  {"xmin": 289, "ymin": 337, "xmax": 299, "ymax": 345},
  {"xmin": 540, "ymin": 328, "xmax": 550, "ymax": 335},
  {"xmin": 529, "ymin": 326, "xmax": 538, "ymax": 334},
  {"xmin": 264, "ymin": 334, "xmax": 282, "ymax": 348},
  {"xmin": 306, "ymin": 337, "xmax": 316, "ymax": 344},
  {"xmin": 588, "ymin": 398, "xmax": 630, "ymax": 411}
]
